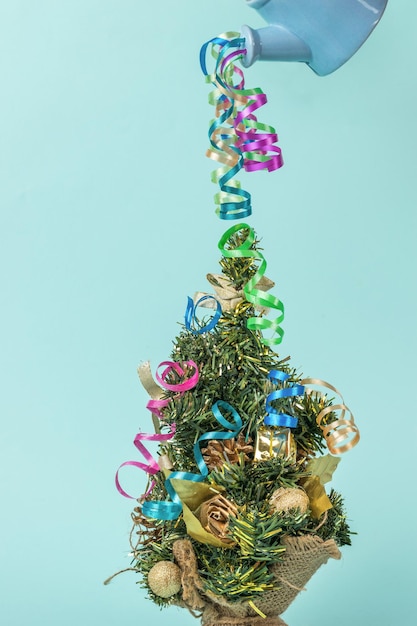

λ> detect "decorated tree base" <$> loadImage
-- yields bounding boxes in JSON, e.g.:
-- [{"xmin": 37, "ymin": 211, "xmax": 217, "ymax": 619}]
[{"xmin": 172, "ymin": 536, "xmax": 340, "ymax": 626}]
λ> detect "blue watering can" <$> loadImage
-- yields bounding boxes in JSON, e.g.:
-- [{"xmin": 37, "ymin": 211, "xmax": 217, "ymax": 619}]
[{"xmin": 241, "ymin": 0, "xmax": 388, "ymax": 75}]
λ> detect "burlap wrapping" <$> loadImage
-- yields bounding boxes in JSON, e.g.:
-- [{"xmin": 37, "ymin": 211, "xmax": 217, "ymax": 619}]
[{"xmin": 173, "ymin": 535, "xmax": 341, "ymax": 626}]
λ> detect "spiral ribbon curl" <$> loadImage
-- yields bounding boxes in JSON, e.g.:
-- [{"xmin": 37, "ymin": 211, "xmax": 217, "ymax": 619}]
[
  {"xmin": 146, "ymin": 360, "xmax": 199, "ymax": 419},
  {"xmin": 115, "ymin": 360, "xmax": 199, "ymax": 499},
  {"xmin": 265, "ymin": 370, "xmax": 305, "ymax": 428},
  {"xmin": 200, "ymin": 33, "xmax": 283, "ymax": 220},
  {"xmin": 142, "ymin": 400, "xmax": 243, "ymax": 520},
  {"xmin": 300, "ymin": 377, "xmax": 360, "ymax": 454},
  {"xmin": 184, "ymin": 295, "xmax": 222, "ymax": 334},
  {"xmin": 218, "ymin": 223, "xmax": 284, "ymax": 346},
  {"xmin": 115, "ymin": 428, "xmax": 175, "ymax": 499}
]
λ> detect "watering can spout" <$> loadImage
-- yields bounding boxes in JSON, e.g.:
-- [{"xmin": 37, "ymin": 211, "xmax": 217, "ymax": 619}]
[
  {"xmin": 241, "ymin": 0, "xmax": 388, "ymax": 76},
  {"xmin": 241, "ymin": 24, "xmax": 312, "ymax": 67}
]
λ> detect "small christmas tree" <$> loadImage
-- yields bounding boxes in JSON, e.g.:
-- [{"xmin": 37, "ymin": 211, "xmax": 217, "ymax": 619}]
[{"xmin": 111, "ymin": 225, "xmax": 358, "ymax": 626}]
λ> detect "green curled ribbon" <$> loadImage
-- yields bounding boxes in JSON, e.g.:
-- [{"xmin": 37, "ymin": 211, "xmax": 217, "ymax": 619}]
[{"xmin": 218, "ymin": 223, "xmax": 284, "ymax": 346}]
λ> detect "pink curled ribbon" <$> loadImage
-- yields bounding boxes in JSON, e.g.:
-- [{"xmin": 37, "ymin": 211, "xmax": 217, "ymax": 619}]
[
  {"xmin": 154, "ymin": 360, "xmax": 199, "ymax": 391},
  {"xmin": 146, "ymin": 360, "xmax": 199, "ymax": 419},
  {"xmin": 115, "ymin": 427, "xmax": 176, "ymax": 499},
  {"xmin": 200, "ymin": 33, "xmax": 283, "ymax": 219},
  {"xmin": 115, "ymin": 360, "xmax": 199, "ymax": 499}
]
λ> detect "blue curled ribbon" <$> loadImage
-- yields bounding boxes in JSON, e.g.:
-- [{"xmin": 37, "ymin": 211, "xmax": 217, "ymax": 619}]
[
  {"xmin": 142, "ymin": 400, "xmax": 243, "ymax": 520},
  {"xmin": 199, "ymin": 35, "xmax": 237, "ymax": 76},
  {"xmin": 184, "ymin": 295, "xmax": 222, "ymax": 334},
  {"xmin": 264, "ymin": 370, "xmax": 304, "ymax": 429},
  {"xmin": 200, "ymin": 36, "xmax": 253, "ymax": 220}
]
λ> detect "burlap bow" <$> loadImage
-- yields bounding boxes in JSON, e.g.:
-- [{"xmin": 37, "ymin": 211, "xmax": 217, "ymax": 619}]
[{"xmin": 194, "ymin": 273, "xmax": 275, "ymax": 313}]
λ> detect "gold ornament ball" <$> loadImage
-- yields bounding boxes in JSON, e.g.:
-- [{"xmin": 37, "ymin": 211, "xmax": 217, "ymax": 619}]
[
  {"xmin": 147, "ymin": 561, "xmax": 182, "ymax": 598},
  {"xmin": 270, "ymin": 487, "xmax": 310, "ymax": 514}
]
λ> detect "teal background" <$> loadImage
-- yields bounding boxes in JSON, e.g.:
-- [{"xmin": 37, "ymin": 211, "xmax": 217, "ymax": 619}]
[{"xmin": 1, "ymin": 1, "xmax": 416, "ymax": 625}]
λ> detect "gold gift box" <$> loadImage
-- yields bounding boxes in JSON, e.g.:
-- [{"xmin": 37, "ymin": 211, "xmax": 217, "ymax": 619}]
[{"xmin": 254, "ymin": 425, "xmax": 296, "ymax": 463}]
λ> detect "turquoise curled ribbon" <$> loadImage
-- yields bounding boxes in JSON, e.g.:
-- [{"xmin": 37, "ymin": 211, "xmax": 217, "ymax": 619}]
[
  {"xmin": 218, "ymin": 223, "xmax": 285, "ymax": 346},
  {"xmin": 142, "ymin": 400, "xmax": 243, "ymax": 520},
  {"xmin": 265, "ymin": 370, "xmax": 304, "ymax": 429},
  {"xmin": 204, "ymin": 41, "xmax": 251, "ymax": 221},
  {"xmin": 184, "ymin": 295, "xmax": 222, "ymax": 334}
]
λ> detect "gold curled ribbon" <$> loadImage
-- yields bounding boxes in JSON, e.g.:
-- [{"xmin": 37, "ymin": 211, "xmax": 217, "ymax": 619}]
[
  {"xmin": 300, "ymin": 378, "xmax": 360, "ymax": 455},
  {"xmin": 137, "ymin": 362, "xmax": 164, "ymax": 400},
  {"xmin": 137, "ymin": 361, "xmax": 165, "ymax": 434}
]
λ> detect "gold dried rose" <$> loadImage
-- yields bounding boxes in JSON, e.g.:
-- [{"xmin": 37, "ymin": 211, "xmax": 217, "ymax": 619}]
[{"xmin": 196, "ymin": 494, "xmax": 238, "ymax": 545}]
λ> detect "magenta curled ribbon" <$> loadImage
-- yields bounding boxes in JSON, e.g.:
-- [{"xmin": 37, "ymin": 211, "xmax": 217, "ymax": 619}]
[
  {"xmin": 115, "ymin": 427, "xmax": 176, "ymax": 499},
  {"xmin": 115, "ymin": 360, "xmax": 199, "ymax": 500},
  {"xmin": 146, "ymin": 360, "xmax": 199, "ymax": 419}
]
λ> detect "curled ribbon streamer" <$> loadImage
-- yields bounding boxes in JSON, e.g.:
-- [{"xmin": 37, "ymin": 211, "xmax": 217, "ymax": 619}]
[
  {"xmin": 192, "ymin": 400, "xmax": 243, "ymax": 476},
  {"xmin": 116, "ymin": 361, "xmax": 200, "ymax": 500},
  {"xmin": 208, "ymin": 86, "xmax": 250, "ymax": 220},
  {"xmin": 137, "ymin": 362, "xmax": 166, "ymax": 432},
  {"xmin": 300, "ymin": 377, "xmax": 360, "ymax": 454},
  {"xmin": 115, "ymin": 426, "xmax": 176, "ymax": 499},
  {"xmin": 207, "ymin": 38, "xmax": 282, "ymax": 171},
  {"xmin": 218, "ymin": 223, "xmax": 284, "ymax": 346},
  {"xmin": 154, "ymin": 360, "xmax": 199, "ymax": 392},
  {"xmin": 146, "ymin": 359, "xmax": 200, "ymax": 419},
  {"xmin": 145, "ymin": 396, "xmax": 171, "ymax": 421},
  {"xmin": 265, "ymin": 370, "xmax": 304, "ymax": 428},
  {"xmin": 142, "ymin": 401, "xmax": 243, "ymax": 521},
  {"xmin": 137, "ymin": 362, "xmax": 164, "ymax": 400},
  {"xmin": 184, "ymin": 295, "xmax": 222, "ymax": 334},
  {"xmin": 201, "ymin": 34, "xmax": 283, "ymax": 219}
]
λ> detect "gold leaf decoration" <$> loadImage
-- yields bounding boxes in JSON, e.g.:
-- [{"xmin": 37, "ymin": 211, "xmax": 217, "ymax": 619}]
[{"xmin": 306, "ymin": 454, "xmax": 341, "ymax": 484}]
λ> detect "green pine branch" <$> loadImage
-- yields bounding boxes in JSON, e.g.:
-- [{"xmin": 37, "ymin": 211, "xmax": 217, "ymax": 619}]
[
  {"xmin": 196, "ymin": 543, "xmax": 277, "ymax": 601},
  {"xmin": 208, "ymin": 456, "xmax": 306, "ymax": 506},
  {"xmin": 313, "ymin": 489, "xmax": 354, "ymax": 546}
]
